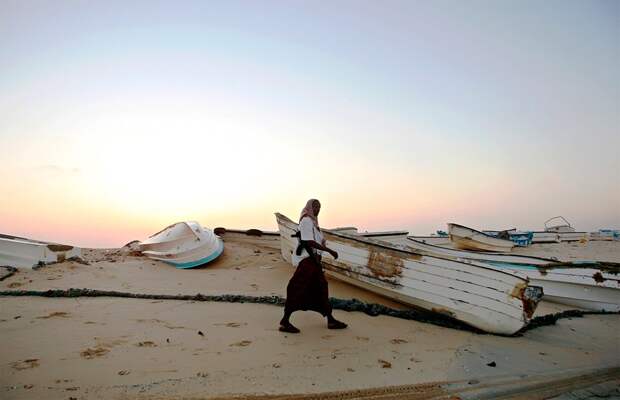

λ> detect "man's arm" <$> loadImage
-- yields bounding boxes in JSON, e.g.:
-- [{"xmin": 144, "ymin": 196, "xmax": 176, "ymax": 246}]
[{"xmin": 302, "ymin": 240, "xmax": 339, "ymax": 259}]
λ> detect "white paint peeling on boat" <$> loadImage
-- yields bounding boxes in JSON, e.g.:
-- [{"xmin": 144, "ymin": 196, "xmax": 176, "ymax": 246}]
[
  {"xmin": 401, "ymin": 238, "xmax": 620, "ymax": 312},
  {"xmin": 448, "ymin": 223, "xmax": 514, "ymax": 252},
  {"xmin": 276, "ymin": 213, "xmax": 542, "ymax": 335},
  {"xmin": 0, "ymin": 236, "xmax": 82, "ymax": 269}
]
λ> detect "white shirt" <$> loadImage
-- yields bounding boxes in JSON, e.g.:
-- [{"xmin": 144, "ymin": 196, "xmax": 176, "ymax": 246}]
[{"xmin": 291, "ymin": 216, "xmax": 325, "ymax": 267}]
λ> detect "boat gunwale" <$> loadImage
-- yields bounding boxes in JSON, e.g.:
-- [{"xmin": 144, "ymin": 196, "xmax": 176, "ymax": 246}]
[{"xmin": 358, "ymin": 231, "xmax": 410, "ymax": 238}]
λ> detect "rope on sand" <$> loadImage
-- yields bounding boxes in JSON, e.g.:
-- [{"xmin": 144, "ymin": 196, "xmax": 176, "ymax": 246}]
[
  {"xmin": 0, "ymin": 288, "xmax": 617, "ymax": 335},
  {"xmin": 0, "ymin": 266, "xmax": 17, "ymax": 281}
]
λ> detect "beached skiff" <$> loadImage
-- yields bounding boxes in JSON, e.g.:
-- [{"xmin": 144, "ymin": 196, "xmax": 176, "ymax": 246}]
[
  {"xmin": 276, "ymin": 213, "xmax": 543, "ymax": 335},
  {"xmin": 0, "ymin": 235, "xmax": 82, "ymax": 269},
  {"xmin": 402, "ymin": 238, "xmax": 620, "ymax": 312},
  {"xmin": 448, "ymin": 223, "xmax": 514, "ymax": 252},
  {"xmin": 139, "ymin": 222, "xmax": 223, "ymax": 269}
]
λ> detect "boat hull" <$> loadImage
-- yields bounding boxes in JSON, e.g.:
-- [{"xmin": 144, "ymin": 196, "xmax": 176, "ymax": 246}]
[
  {"xmin": 530, "ymin": 278, "xmax": 620, "ymax": 312},
  {"xmin": 448, "ymin": 223, "xmax": 514, "ymax": 252},
  {"xmin": 0, "ymin": 237, "xmax": 81, "ymax": 269},
  {"xmin": 140, "ymin": 222, "xmax": 223, "ymax": 269},
  {"xmin": 402, "ymin": 238, "xmax": 620, "ymax": 312},
  {"xmin": 276, "ymin": 213, "xmax": 541, "ymax": 335}
]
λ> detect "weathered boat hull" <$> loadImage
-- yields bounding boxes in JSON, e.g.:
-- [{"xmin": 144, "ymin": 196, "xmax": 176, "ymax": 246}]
[
  {"xmin": 448, "ymin": 223, "xmax": 514, "ymax": 252},
  {"xmin": 276, "ymin": 213, "xmax": 542, "ymax": 335},
  {"xmin": 0, "ymin": 236, "xmax": 81, "ymax": 269},
  {"xmin": 139, "ymin": 222, "xmax": 223, "ymax": 269},
  {"xmin": 402, "ymin": 238, "xmax": 620, "ymax": 312}
]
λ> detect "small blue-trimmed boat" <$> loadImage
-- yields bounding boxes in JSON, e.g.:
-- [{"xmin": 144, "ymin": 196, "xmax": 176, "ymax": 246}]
[
  {"xmin": 483, "ymin": 230, "xmax": 534, "ymax": 247},
  {"xmin": 139, "ymin": 222, "xmax": 223, "ymax": 269}
]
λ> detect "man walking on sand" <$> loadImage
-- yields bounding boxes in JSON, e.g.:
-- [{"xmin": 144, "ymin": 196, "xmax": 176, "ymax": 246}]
[{"xmin": 279, "ymin": 199, "xmax": 348, "ymax": 333}]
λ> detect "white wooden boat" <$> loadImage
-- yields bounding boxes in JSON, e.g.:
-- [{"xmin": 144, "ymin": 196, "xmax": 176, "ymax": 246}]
[
  {"xmin": 139, "ymin": 222, "xmax": 223, "ymax": 269},
  {"xmin": 402, "ymin": 238, "xmax": 620, "ymax": 312},
  {"xmin": 448, "ymin": 223, "xmax": 514, "ymax": 252},
  {"xmin": 276, "ymin": 213, "xmax": 543, "ymax": 335},
  {"xmin": 0, "ymin": 234, "xmax": 82, "ymax": 269}
]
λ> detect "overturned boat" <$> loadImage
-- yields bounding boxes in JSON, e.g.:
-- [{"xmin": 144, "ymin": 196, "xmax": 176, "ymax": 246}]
[
  {"xmin": 276, "ymin": 213, "xmax": 543, "ymax": 335},
  {"xmin": 402, "ymin": 238, "xmax": 620, "ymax": 312},
  {"xmin": 139, "ymin": 222, "xmax": 223, "ymax": 269},
  {"xmin": 448, "ymin": 223, "xmax": 514, "ymax": 252},
  {"xmin": 0, "ymin": 234, "xmax": 82, "ymax": 269}
]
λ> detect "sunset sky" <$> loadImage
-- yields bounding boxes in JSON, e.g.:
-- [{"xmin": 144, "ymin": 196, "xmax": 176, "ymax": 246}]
[{"xmin": 1, "ymin": 0, "xmax": 619, "ymax": 247}]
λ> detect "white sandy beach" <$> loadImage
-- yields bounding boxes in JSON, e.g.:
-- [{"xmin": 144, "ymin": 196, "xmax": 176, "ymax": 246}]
[{"xmin": 1, "ymin": 234, "xmax": 619, "ymax": 399}]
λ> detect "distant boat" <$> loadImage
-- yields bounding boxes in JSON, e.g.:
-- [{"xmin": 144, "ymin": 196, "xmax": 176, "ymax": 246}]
[
  {"xmin": 448, "ymin": 223, "xmax": 514, "ymax": 252},
  {"xmin": 276, "ymin": 213, "xmax": 543, "ymax": 335},
  {"xmin": 482, "ymin": 229, "xmax": 533, "ymax": 247},
  {"xmin": 590, "ymin": 229, "xmax": 620, "ymax": 241},
  {"xmin": 139, "ymin": 222, "xmax": 223, "ymax": 269},
  {"xmin": 0, "ymin": 234, "xmax": 82, "ymax": 269},
  {"xmin": 408, "ymin": 231, "xmax": 451, "ymax": 246},
  {"xmin": 544, "ymin": 216, "xmax": 576, "ymax": 233},
  {"xmin": 333, "ymin": 227, "xmax": 445, "ymax": 246},
  {"xmin": 403, "ymin": 238, "xmax": 620, "ymax": 312},
  {"xmin": 530, "ymin": 217, "xmax": 588, "ymax": 243}
]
